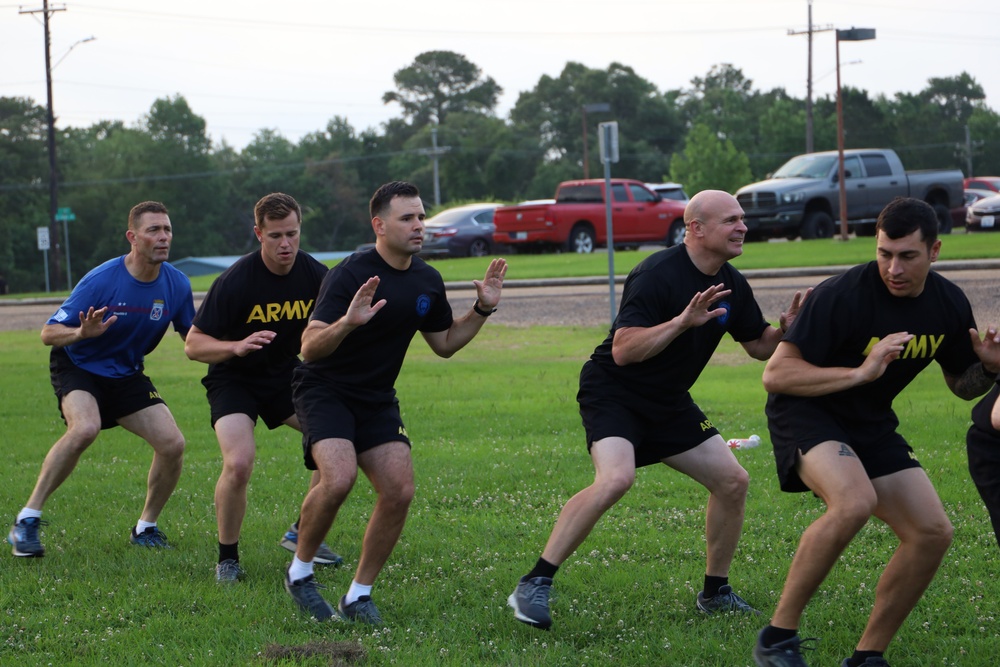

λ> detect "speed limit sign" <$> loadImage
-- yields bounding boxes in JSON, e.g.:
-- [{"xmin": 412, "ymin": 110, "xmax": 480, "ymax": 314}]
[{"xmin": 37, "ymin": 226, "xmax": 51, "ymax": 251}]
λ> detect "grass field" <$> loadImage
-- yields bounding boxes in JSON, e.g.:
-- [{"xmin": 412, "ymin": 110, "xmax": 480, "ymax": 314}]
[{"xmin": 1, "ymin": 323, "xmax": 996, "ymax": 666}]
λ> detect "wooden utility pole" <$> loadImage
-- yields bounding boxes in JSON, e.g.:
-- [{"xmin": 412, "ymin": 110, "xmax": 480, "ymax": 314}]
[{"xmin": 20, "ymin": 1, "xmax": 67, "ymax": 289}]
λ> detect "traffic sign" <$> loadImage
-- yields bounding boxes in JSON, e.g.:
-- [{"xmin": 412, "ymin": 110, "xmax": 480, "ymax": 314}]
[
  {"xmin": 55, "ymin": 207, "xmax": 76, "ymax": 222},
  {"xmin": 37, "ymin": 227, "xmax": 51, "ymax": 250}
]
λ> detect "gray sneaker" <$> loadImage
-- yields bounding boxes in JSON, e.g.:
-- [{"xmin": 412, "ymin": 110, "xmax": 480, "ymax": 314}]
[
  {"xmin": 215, "ymin": 558, "xmax": 244, "ymax": 583},
  {"xmin": 697, "ymin": 584, "xmax": 761, "ymax": 615},
  {"xmin": 840, "ymin": 659, "xmax": 890, "ymax": 667},
  {"xmin": 753, "ymin": 628, "xmax": 818, "ymax": 667},
  {"xmin": 284, "ymin": 569, "xmax": 337, "ymax": 621},
  {"xmin": 338, "ymin": 595, "xmax": 384, "ymax": 625},
  {"xmin": 279, "ymin": 525, "xmax": 344, "ymax": 566},
  {"xmin": 8, "ymin": 517, "xmax": 46, "ymax": 557},
  {"xmin": 507, "ymin": 576, "xmax": 553, "ymax": 630}
]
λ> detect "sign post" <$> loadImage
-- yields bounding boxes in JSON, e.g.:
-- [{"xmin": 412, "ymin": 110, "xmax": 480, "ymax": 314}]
[
  {"xmin": 37, "ymin": 226, "xmax": 51, "ymax": 293},
  {"xmin": 599, "ymin": 121, "xmax": 620, "ymax": 325},
  {"xmin": 55, "ymin": 206, "xmax": 76, "ymax": 289}
]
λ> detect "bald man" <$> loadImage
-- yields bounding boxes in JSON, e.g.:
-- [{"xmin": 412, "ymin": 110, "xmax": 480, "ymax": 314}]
[{"xmin": 508, "ymin": 190, "xmax": 808, "ymax": 632}]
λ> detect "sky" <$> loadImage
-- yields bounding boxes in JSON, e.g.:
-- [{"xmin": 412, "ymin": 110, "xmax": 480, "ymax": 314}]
[{"xmin": 1, "ymin": 0, "xmax": 996, "ymax": 151}]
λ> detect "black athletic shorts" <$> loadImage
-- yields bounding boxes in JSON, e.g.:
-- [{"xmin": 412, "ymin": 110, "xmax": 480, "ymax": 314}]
[
  {"xmin": 50, "ymin": 347, "xmax": 166, "ymax": 430},
  {"xmin": 767, "ymin": 399, "xmax": 921, "ymax": 493},
  {"xmin": 202, "ymin": 369, "xmax": 295, "ymax": 430},
  {"xmin": 577, "ymin": 379, "xmax": 718, "ymax": 468},
  {"xmin": 967, "ymin": 425, "xmax": 1000, "ymax": 549},
  {"xmin": 292, "ymin": 376, "xmax": 410, "ymax": 471}
]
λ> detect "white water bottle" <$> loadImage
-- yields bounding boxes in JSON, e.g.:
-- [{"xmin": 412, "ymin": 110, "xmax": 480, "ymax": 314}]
[{"xmin": 727, "ymin": 434, "xmax": 761, "ymax": 450}]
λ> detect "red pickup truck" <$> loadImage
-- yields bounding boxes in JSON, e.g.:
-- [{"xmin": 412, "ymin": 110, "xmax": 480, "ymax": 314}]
[{"xmin": 492, "ymin": 179, "xmax": 688, "ymax": 253}]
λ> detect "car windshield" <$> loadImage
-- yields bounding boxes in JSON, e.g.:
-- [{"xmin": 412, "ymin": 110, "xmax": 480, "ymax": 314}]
[{"xmin": 772, "ymin": 155, "xmax": 838, "ymax": 179}]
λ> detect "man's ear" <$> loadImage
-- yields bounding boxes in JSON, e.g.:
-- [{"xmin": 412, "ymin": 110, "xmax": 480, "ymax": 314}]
[
  {"xmin": 125, "ymin": 229, "xmax": 136, "ymax": 246},
  {"xmin": 372, "ymin": 216, "xmax": 385, "ymax": 237}
]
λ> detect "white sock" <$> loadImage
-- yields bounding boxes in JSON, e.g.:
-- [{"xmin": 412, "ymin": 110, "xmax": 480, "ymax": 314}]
[
  {"xmin": 287, "ymin": 556, "xmax": 314, "ymax": 583},
  {"xmin": 344, "ymin": 581, "xmax": 372, "ymax": 605},
  {"xmin": 135, "ymin": 520, "xmax": 156, "ymax": 535},
  {"xmin": 17, "ymin": 508, "xmax": 42, "ymax": 523}
]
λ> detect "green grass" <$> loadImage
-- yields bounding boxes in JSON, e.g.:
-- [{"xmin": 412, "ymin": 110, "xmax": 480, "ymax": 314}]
[
  {"xmin": 6, "ymin": 231, "xmax": 997, "ymax": 299},
  {"xmin": 1, "ymin": 326, "xmax": 997, "ymax": 666}
]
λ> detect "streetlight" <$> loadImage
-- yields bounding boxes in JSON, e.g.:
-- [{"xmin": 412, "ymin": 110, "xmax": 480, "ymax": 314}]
[
  {"xmin": 581, "ymin": 103, "xmax": 610, "ymax": 179},
  {"xmin": 835, "ymin": 27, "xmax": 875, "ymax": 240}
]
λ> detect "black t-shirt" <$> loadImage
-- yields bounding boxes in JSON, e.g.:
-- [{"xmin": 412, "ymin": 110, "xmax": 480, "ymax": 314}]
[
  {"xmin": 971, "ymin": 383, "xmax": 1000, "ymax": 438},
  {"xmin": 302, "ymin": 248, "xmax": 452, "ymax": 401},
  {"xmin": 768, "ymin": 261, "xmax": 979, "ymax": 427},
  {"xmin": 584, "ymin": 244, "xmax": 769, "ymax": 407},
  {"xmin": 192, "ymin": 250, "xmax": 328, "ymax": 378}
]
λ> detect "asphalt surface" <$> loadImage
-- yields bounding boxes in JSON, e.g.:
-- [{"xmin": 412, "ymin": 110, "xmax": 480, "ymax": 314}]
[{"xmin": 2, "ymin": 259, "xmax": 999, "ymax": 331}]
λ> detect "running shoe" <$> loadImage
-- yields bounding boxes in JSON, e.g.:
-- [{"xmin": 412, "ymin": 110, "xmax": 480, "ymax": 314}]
[
  {"xmin": 753, "ymin": 628, "xmax": 818, "ymax": 667},
  {"xmin": 507, "ymin": 576, "xmax": 553, "ymax": 630},
  {"xmin": 215, "ymin": 558, "xmax": 245, "ymax": 583},
  {"xmin": 697, "ymin": 584, "xmax": 761, "ymax": 615},
  {"xmin": 338, "ymin": 595, "xmax": 384, "ymax": 625},
  {"xmin": 284, "ymin": 569, "xmax": 337, "ymax": 621},
  {"xmin": 8, "ymin": 517, "xmax": 46, "ymax": 557},
  {"xmin": 279, "ymin": 525, "xmax": 344, "ymax": 566},
  {"xmin": 130, "ymin": 526, "xmax": 172, "ymax": 548}
]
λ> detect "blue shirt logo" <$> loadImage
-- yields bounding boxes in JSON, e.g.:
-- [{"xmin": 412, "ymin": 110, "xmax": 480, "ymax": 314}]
[
  {"xmin": 715, "ymin": 301, "xmax": 731, "ymax": 327},
  {"xmin": 416, "ymin": 294, "xmax": 431, "ymax": 316}
]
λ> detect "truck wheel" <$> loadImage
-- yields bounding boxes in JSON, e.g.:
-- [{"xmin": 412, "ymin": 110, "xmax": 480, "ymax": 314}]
[
  {"xmin": 567, "ymin": 225, "xmax": 595, "ymax": 253},
  {"xmin": 933, "ymin": 204, "xmax": 952, "ymax": 234},
  {"xmin": 801, "ymin": 211, "xmax": 834, "ymax": 239},
  {"xmin": 666, "ymin": 219, "xmax": 686, "ymax": 247}
]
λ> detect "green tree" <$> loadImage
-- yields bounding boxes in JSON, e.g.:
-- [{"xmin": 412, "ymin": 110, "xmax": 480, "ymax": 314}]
[
  {"xmin": 511, "ymin": 62, "xmax": 680, "ymax": 183},
  {"xmin": 383, "ymin": 51, "xmax": 501, "ymax": 126},
  {"xmin": 0, "ymin": 97, "xmax": 49, "ymax": 291},
  {"xmin": 669, "ymin": 123, "xmax": 753, "ymax": 195}
]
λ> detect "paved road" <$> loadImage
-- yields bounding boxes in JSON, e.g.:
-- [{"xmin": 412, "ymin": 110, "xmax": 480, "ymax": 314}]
[{"xmin": 3, "ymin": 263, "xmax": 998, "ymax": 332}]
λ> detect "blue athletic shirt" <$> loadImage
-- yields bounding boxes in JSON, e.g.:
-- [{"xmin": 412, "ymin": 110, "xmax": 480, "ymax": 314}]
[{"xmin": 47, "ymin": 256, "xmax": 195, "ymax": 378}]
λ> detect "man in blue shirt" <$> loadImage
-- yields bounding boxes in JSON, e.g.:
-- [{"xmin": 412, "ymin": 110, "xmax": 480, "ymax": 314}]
[{"xmin": 7, "ymin": 201, "xmax": 195, "ymax": 557}]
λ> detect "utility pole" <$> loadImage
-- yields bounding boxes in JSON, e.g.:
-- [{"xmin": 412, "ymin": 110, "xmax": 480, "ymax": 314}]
[
  {"xmin": 418, "ymin": 125, "xmax": 451, "ymax": 207},
  {"xmin": 788, "ymin": 0, "xmax": 833, "ymax": 153},
  {"xmin": 21, "ymin": 1, "xmax": 67, "ymax": 290}
]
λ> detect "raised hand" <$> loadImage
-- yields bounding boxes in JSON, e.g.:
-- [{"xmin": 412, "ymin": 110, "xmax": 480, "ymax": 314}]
[
  {"xmin": 78, "ymin": 306, "xmax": 118, "ymax": 339},
  {"xmin": 678, "ymin": 284, "xmax": 733, "ymax": 329},
  {"xmin": 233, "ymin": 330, "xmax": 277, "ymax": 357},
  {"xmin": 857, "ymin": 331, "xmax": 913, "ymax": 383},
  {"xmin": 779, "ymin": 287, "xmax": 812, "ymax": 332},
  {"xmin": 345, "ymin": 276, "xmax": 387, "ymax": 328},
  {"xmin": 473, "ymin": 258, "xmax": 507, "ymax": 309},
  {"xmin": 970, "ymin": 325, "xmax": 1000, "ymax": 374}
]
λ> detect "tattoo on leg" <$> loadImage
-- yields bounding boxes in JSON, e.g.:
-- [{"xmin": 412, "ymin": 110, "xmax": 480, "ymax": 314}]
[{"xmin": 837, "ymin": 444, "xmax": 855, "ymax": 458}]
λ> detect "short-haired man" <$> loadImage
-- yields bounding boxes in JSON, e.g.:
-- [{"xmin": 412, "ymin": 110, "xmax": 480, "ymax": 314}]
[
  {"xmin": 7, "ymin": 201, "xmax": 195, "ymax": 556},
  {"xmin": 283, "ymin": 181, "xmax": 507, "ymax": 624},
  {"xmin": 184, "ymin": 193, "xmax": 342, "ymax": 582},
  {"xmin": 754, "ymin": 197, "xmax": 1000, "ymax": 667},
  {"xmin": 509, "ymin": 190, "xmax": 807, "ymax": 631}
]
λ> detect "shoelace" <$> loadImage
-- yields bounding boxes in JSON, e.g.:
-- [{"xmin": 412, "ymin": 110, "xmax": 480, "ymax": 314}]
[
  {"xmin": 17, "ymin": 519, "xmax": 49, "ymax": 546},
  {"xmin": 350, "ymin": 599, "xmax": 383, "ymax": 623},
  {"xmin": 779, "ymin": 636, "xmax": 819, "ymax": 656},
  {"xmin": 136, "ymin": 528, "xmax": 170, "ymax": 546},
  {"xmin": 525, "ymin": 582, "xmax": 552, "ymax": 607}
]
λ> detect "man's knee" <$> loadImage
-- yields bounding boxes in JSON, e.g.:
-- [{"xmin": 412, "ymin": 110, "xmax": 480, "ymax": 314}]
[
  {"xmin": 151, "ymin": 430, "xmax": 185, "ymax": 460},
  {"xmin": 63, "ymin": 421, "xmax": 101, "ymax": 452},
  {"xmin": 713, "ymin": 465, "xmax": 750, "ymax": 503}
]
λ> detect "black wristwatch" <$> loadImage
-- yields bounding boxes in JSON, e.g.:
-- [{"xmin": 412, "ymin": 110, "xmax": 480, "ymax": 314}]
[{"xmin": 473, "ymin": 299, "xmax": 497, "ymax": 317}]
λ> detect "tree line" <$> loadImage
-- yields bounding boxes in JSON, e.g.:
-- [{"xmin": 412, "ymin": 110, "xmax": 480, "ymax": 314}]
[{"xmin": 2, "ymin": 50, "xmax": 999, "ymax": 293}]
